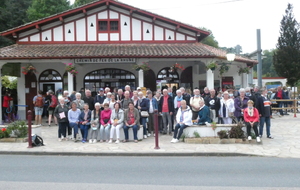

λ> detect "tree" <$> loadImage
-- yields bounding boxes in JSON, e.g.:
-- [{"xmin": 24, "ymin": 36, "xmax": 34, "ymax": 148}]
[
  {"xmin": 1, "ymin": 76, "xmax": 11, "ymax": 88},
  {"xmin": 0, "ymin": 0, "xmax": 32, "ymax": 48},
  {"xmin": 27, "ymin": 0, "xmax": 70, "ymax": 22},
  {"xmin": 199, "ymin": 27, "xmax": 219, "ymax": 48},
  {"xmin": 273, "ymin": 3, "xmax": 300, "ymax": 86},
  {"xmin": 253, "ymin": 49, "xmax": 278, "ymax": 77},
  {"xmin": 73, "ymin": 0, "xmax": 95, "ymax": 8}
]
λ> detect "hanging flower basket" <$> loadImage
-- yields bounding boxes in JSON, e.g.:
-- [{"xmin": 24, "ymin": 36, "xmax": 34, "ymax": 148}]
[
  {"xmin": 206, "ymin": 62, "xmax": 218, "ymax": 71},
  {"xmin": 169, "ymin": 63, "xmax": 185, "ymax": 73},
  {"xmin": 21, "ymin": 64, "xmax": 37, "ymax": 75},
  {"xmin": 132, "ymin": 62, "xmax": 150, "ymax": 72},
  {"xmin": 238, "ymin": 66, "xmax": 250, "ymax": 75},
  {"xmin": 64, "ymin": 63, "xmax": 78, "ymax": 76},
  {"xmin": 219, "ymin": 63, "xmax": 230, "ymax": 76}
]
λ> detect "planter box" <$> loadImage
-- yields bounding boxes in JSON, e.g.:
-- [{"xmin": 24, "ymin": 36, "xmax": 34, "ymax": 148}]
[
  {"xmin": 0, "ymin": 137, "xmax": 28, "ymax": 143},
  {"xmin": 184, "ymin": 137, "xmax": 261, "ymax": 144}
]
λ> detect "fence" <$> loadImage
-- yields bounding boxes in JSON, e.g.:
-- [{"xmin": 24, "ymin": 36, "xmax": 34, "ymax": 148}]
[{"xmin": 270, "ymin": 99, "xmax": 299, "ymax": 118}]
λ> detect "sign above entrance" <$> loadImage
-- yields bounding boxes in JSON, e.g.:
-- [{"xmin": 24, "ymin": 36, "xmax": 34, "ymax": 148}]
[{"xmin": 75, "ymin": 58, "xmax": 136, "ymax": 64}]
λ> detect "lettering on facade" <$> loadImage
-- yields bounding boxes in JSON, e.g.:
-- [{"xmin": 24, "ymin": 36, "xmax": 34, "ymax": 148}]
[{"xmin": 75, "ymin": 58, "xmax": 136, "ymax": 64}]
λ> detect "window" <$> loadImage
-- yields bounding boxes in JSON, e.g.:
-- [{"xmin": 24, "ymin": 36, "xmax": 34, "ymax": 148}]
[
  {"xmin": 98, "ymin": 20, "xmax": 119, "ymax": 32},
  {"xmin": 99, "ymin": 21, "xmax": 108, "ymax": 31},
  {"xmin": 110, "ymin": 21, "xmax": 119, "ymax": 31}
]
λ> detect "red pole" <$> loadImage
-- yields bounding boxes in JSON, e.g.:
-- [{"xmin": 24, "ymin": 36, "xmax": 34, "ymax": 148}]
[
  {"xmin": 154, "ymin": 110, "xmax": 160, "ymax": 149},
  {"xmin": 27, "ymin": 110, "xmax": 33, "ymax": 148},
  {"xmin": 294, "ymin": 99, "xmax": 297, "ymax": 118}
]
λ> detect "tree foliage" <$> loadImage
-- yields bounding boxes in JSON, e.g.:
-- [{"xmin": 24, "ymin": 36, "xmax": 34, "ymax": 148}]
[
  {"xmin": 199, "ymin": 27, "xmax": 219, "ymax": 48},
  {"xmin": 27, "ymin": 0, "xmax": 70, "ymax": 22},
  {"xmin": 0, "ymin": 0, "xmax": 32, "ymax": 48},
  {"xmin": 273, "ymin": 3, "xmax": 300, "ymax": 86},
  {"xmin": 73, "ymin": 0, "xmax": 95, "ymax": 8},
  {"xmin": 253, "ymin": 49, "xmax": 278, "ymax": 77}
]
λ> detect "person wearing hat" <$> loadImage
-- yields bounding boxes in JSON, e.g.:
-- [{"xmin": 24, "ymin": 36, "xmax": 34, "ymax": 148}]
[{"xmin": 94, "ymin": 88, "xmax": 106, "ymax": 109}]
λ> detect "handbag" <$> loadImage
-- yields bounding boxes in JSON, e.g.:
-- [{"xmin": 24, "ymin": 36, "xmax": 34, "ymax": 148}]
[{"xmin": 141, "ymin": 111, "xmax": 149, "ymax": 117}]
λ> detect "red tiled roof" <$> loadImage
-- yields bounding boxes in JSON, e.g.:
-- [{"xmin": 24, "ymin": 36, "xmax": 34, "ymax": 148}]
[{"xmin": 0, "ymin": 43, "xmax": 257, "ymax": 64}]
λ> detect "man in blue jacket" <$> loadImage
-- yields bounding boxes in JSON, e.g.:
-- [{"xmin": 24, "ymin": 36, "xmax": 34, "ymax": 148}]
[{"xmin": 158, "ymin": 89, "xmax": 174, "ymax": 135}]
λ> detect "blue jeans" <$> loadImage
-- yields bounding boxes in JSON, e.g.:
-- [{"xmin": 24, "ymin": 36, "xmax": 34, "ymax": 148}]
[
  {"xmin": 69, "ymin": 122, "xmax": 79, "ymax": 138},
  {"xmin": 259, "ymin": 116, "xmax": 271, "ymax": 137},
  {"xmin": 123, "ymin": 125, "xmax": 138, "ymax": 140},
  {"xmin": 140, "ymin": 117, "xmax": 147, "ymax": 135},
  {"xmin": 173, "ymin": 123, "xmax": 188, "ymax": 140},
  {"xmin": 278, "ymin": 101, "xmax": 284, "ymax": 115},
  {"xmin": 80, "ymin": 124, "xmax": 89, "ymax": 140}
]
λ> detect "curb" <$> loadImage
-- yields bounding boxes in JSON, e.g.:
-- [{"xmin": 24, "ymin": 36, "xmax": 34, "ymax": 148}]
[{"xmin": 0, "ymin": 151, "xmax": 259, "ymax": 157}]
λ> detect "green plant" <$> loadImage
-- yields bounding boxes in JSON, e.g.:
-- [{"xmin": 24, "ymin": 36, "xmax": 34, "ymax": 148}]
[
  {"xmin": 238, "ymin": 66, "xmax": 250, "ymax": 75},
  {"xmin": 132, "ymin": 62, "xmax": 150, "ymax": 71},
  {"xmin": 6, "ymin": 120, "xmax": 28, "ymax": 138},
  {"xmin": 217, "ymin": 130, "xmax": 229, "ymax": 139},
  {"xmin": 206, "ymin": 62, "xmax": 218, "ymax": 71},
  {"xmin": 219, "ymin": 63, "xmax": 230, "ymax": 76},
  {"xmin": 193, "ymin": 131, "xmax": 201, "ymax": 138},
  {"xmin": 22, "ymin": 64, "xmax": 37, "ymax": 75},
  {"xmin": 229, "ymin": 122, "xmax": 245, "ymax": 139},
  {"xmin": 180, "ymin": 133, "xmax": 188, "ymax": 142},
  {"xmin": 211, "ymin": 122, "xmax": 217, "ymax": 130},
  {"xmin": 251, "ymin": 132, "xmax": 256, "ymax": 139}
]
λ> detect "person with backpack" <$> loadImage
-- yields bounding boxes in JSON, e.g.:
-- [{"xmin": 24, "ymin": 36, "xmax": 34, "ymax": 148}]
[
  {"xmin": 47, "ymin": 90, "xmax": 58, "ymax": 127},
  {"xmin": 33, "ymin": 90, "xmax": 45, "ymax": 126}
]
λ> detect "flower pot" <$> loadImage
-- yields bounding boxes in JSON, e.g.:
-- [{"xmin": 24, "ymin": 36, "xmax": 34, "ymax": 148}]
[
  {"xmin": 135, "ymin": 68, "xmax": 141, "ymax": 71},
  {"xmin": 210, "ymin": 67, "xmax": 216, "ymax": 71}
]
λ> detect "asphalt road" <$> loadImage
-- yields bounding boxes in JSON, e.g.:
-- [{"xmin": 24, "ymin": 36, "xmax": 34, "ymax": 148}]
[{"xmin": 0, "ymin": 156, "xmax": 300, "ymax": 190}]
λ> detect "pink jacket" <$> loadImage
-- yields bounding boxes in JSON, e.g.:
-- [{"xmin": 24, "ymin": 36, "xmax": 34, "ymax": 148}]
[{"xmin": 100, "ymin": 109, "xmax": 112, "ymax": 125}]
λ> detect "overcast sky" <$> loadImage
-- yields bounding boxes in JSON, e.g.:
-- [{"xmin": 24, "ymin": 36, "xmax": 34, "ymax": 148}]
[{"xmin": 70, "ymin": 0, "xmax": 300, "ymax": 54}]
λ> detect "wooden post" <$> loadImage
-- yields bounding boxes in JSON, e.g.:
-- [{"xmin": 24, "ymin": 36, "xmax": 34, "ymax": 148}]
[{"xmin": 27, "ymin": 110, "xmax": 33, "ymax": 148}]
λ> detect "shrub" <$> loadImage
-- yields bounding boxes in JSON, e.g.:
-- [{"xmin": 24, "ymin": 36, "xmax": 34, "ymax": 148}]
[
  {"xmin": 217, "ymin": 130, "xmax": 229, "ymax": 139},
  {"xmin": 6, "ymin": 120, "xmax": 28, "ymax": 138},
  {"xmin": 229, "ymin": 122, "xmax": 245, "ymax": 139}
]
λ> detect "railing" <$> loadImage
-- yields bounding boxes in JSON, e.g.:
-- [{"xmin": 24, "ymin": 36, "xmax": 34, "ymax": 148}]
[{"xmin": 270, "ymin": 99, "xmax": 299, "ymax": 118}]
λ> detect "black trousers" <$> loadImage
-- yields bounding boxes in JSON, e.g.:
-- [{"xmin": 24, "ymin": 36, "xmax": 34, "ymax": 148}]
[{"xmin": 245, "ymin": 122, "xmax": 259, "ymax": 137}]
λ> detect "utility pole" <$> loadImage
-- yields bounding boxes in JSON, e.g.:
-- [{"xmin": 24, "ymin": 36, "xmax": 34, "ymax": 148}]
[{"xmin": 257, "ymin": 29, "xmax": 263, "ymax": 88}]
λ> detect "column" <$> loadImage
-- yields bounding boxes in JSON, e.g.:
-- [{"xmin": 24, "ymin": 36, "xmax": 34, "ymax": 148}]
[
  {"xmin": 17, "ymin": 66, "xmax": 26, "ymax": 120},
  {"xmin": 0, "ymin": 62, "xmax": 6, "ymax": 122},
  {"xmin": 206, "ymin": 69, "xmax": 214, "ymax": 90},
  {"xmin": 138, "ymin": 70, "xmax": 144, "ymax": 88},
  {"xmin": 68, "ymin": 72, "xmax": 74, "ymax": 95},
  {"xmin": 248, "ymin": 67, "xmax": 253, "ymax": 86}
]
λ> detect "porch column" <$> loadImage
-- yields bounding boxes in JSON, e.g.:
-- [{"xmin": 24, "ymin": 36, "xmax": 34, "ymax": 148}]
[
  {"xmin": 0, "ymin": 62, "xmax": 6, "ymax": 122},
  {"xmin": 248, "ymin": 67, "xmax": 253, "ymax": 86},
  {"xmin": 68, "ymin": 72, "xmax": 74, "ymax": 95},
  {"xmin": 138, "ymin": 70, "xmax": 144, "ymax": 88},
  {"xmin": 206, "ymin": 69, "xmax": 214, "ymax": 90}
]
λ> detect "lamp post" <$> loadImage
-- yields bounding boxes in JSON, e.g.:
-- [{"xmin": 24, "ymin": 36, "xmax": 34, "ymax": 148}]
[{"xmin": 220, "ymin": 52, "xmax": 235, "ymax": 91}]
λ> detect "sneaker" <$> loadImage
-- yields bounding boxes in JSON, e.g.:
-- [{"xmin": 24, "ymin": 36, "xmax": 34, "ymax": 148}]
[
  {"xmin": 170, "ymin": 138, "xmax": 176, "ymax": 143},
  {"xmin": 144, "ymin": 135, "xmax": 147, "ymax": 139},
  {"xmin": 82, "ymin": 139, "xmax": 86, "ymax": 143},
  {"xmin": 174, "ymin": 139, "xmax": 179, "ymax": 143},
  {"xmin": 108, "ymin": 140, "xmax": 112, "ymax": 144},
  {"xmin": 256, "ymin": 136, "xmax": 261, "ymax": 143},
  {"xmin": 115, "ymin": 140, "xmax": 120, "ymax": 144},
  {"xmin": 154, "ymin": 133, "xmax": 156, "ymax": 137},
  {"xmin": 248, "ymin": 136, "xmax": 252, "ymax": 141},
  {"xmin": 267, "ymin": 136, "xmax": 274, "ymax": 139},
  {"xmin": 147, "ymin": 133, "xmax": 151, "ymax": 137},
  {"xmin": 58, "ymin": 138, "xmax": 62, "ymax": 142},
  {"xmin": 205, "ymin": 122, "xmax": 211, "ymax": 127},
  {"xmin": 93, "ymin": 139, "xmax": 97, "ymax": 143}
]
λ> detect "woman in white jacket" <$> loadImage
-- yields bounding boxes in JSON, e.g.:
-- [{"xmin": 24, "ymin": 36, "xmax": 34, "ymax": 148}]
[
  {"xmin": 219, "ymin": 91, "xmax": 235, "ymax": 124},
  {"xmin": 171, "ymin": 100, "xmax": 192, "ymax": 143},
  {"xmin": 108, "ymin": 102, "xmax": 124, "ymax": 144}
]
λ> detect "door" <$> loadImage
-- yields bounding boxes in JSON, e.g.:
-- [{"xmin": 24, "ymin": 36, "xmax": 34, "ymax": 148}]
[
  {"xmin": 25, "ymin": 73, "xmax": 37, "ymax": 120},
  {"xmin": 43, "ymin": 84, "xmax": 55, "ymax": 94}
]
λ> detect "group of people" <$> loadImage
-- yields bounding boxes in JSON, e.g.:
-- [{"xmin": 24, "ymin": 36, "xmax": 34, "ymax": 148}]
[{"xmin": 32, "ymin": 84, "xmax": 283, "ymax": 144}]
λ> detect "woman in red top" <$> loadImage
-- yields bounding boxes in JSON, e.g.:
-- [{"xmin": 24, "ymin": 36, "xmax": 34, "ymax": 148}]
[
  {"xmin": 2, "ymin": 92, "xmax": 13, "ymax": 121},
  {"xmin": 243, "ymin": 100, "xmax": 261, "ymax": 142}
]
